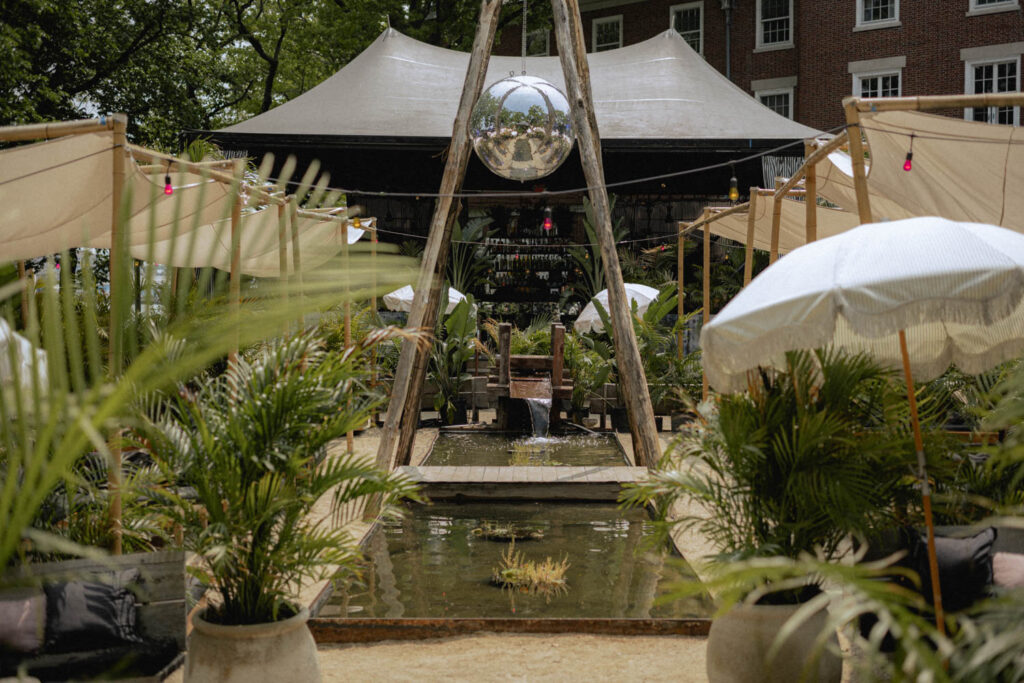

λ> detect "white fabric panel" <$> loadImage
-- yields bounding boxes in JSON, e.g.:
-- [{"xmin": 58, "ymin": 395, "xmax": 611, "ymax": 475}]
[
  {"xmin": 223, "ymin": 29, "xmax": 819, "ymax": 141},
  {"xmin": 574, "ymin": 283, "xmax": 660, "ymax": 333},
  {"xmin": 705, "ymin": 197, "xmax": 860, "ymax": 253},
  {"xmin": 701, "ymin": 217, "xmax": 1024, "ymax": 393},
  {"xmin": 0, "ymin": 319, "xmax": 47, "ymax": 391},
  {"xmin": 383, "ymin": 285, "xmax": 466, "ymax": 314}
]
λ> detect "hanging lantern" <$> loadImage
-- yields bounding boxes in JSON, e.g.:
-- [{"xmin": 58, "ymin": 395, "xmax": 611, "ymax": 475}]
[
  {"xmin": 542, "ymin": 206, "xmax": 553, "ymax": 231},
  {"xmin": 728, "ymin": 174, "xmax": 739, "ymax": 202},
  {"xmin": 470, "ymin": 75, "xmax": 574, "ymax": 182}
]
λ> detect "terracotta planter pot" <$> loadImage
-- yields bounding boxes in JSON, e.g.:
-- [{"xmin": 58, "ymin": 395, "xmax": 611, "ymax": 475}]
[
  {"xmin": 186, "ymin": 607, "xmax": 320, "ymax": 683},
  {"xmin": 706, "ymin": 601, "xmax": 842, "ymax": 683}
]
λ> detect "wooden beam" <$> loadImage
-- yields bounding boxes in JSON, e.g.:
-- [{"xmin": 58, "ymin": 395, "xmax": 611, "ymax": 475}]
[
  {"xmin": 744, "ymin": 188, "xmax": 757, "ymax": 286},
  {"xmin": 552, "ymin": 0, "xmax": 661, "ymax": 468},
  {"xmin": 701, "ymin": 208, "xmax": 711, "ymax": 401},
  {"xmin": 107, "ymin": 113, "xmax": 127, "ymax": 556},
  {"xmin": 769, "ymin": 191, "xmax": 782, "ymax": 264},
  {"xmin": 682, "ymin": 201, "xmax": 749, "ymax": 235},
  {"xmin": 853, "ymin": 92, "xmax": 1024, "ymax": 113},
  {"xmin": 376, "ymin": 0, "xmax": 504, "ymax": 472},
  {"xmin": 0, "ymin": 117, "xmax": 111, "ymax": 142},
  {"xmin": 804, "ymin": 141, "xmax": 818, "ymax": 244},
  {"xmin": 676, "ymin": 222, "xmax": 685, "ymax": 358},
  {"xmin": 843, "ymin": 98, "xmax": 874, "ymax": 224}
]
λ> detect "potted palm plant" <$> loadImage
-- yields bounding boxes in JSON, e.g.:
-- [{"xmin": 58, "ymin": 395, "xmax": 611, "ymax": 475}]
[
  {"xmin": 428, "ymin": 297, "xmax": 485, "ymax": 425},
  {"xmin": 144, "ymin": 332, "xmax": 418, "ymax": 683},
  {"xmin": 623, "ymin": 348, "xmax": 922, "ymax": 682}
]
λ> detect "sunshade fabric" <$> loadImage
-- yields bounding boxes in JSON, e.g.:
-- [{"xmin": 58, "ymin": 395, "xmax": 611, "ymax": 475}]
[
  {"xmin": 815, "ymin": 110, "xmax": 1024, "ymax": 231},
  {"xmin": 701, "ymin": 217, "xmax": 1024, "ymax": 393},
  {"xmin": 384, "ymin": 285, "xmax": 466, "ymax": 314},
  {"xmin": 0, "ymin": 318, "xmax": 47, "ymax": 391},
  {"xmin": 222, "ymin": 29, "xmax": 818, "ymax": 141},
  {"xmin": 0, "ymin": 132, "xmax": 356, "ymax": 276},
  {"xmin": 703, "ymin": 197, "xmax": 859, "ymax": 253},
  {"xmin": 575, "ymin": 283, "xmax": 660, "ymax": 333}
]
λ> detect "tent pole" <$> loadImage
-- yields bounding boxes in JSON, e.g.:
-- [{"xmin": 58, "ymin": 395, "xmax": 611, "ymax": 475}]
[
  {"xmin": 744, "ymin": 188, "xmax": 757, "ymax": 286},
  {"xmin": 278, "ymin": 199, "xmax": 289, "ymax": 304},
  {"xmin": 107, "ymin": 113, "xmax": 127, "ymax": 556},
  {"xmin": 898, "ymin": 329, "xmax": 946, "ymax": 636},
  {"xmin": 853, "ymin": 92, "xmax": 1024, "ymax": 114},
  {"xmin": 343, "ymin": 220, "xmax": 354, "ymax": 452},
  {"xmin": 804, "ymin": 141, "xmax": 818, "ymax": 243},
  {"xmin": 552, "ymin": 0, "xmax": 661, "ymax": 468},
  {"xmin": 290, "ymin": 199, "xmax": 304, "ymax": 330},
  {"xmin": 17, "ymin": 261, "xmax": 29, "ymax": 326},
  {"xmin": 374, "ymin": 0, "xmax": 504, "ymax": 477},
  {"xmin": 0, "ymin": 117, "xmax": 111, "ymax": 142},
  {"xmin": 676, "ymin": 221, "xmax": 685, "ymax": 358},
  {"xmin": 769, "ymin": 179, "xmax": 783, "ymax": 264},
  {"xmin": 701, "ymin": 208, "xmax": 711, "ymax": 401},
  {"xmin": 229, "ymin": 160, "xmax": 244, "ymax": 371},
  {"xmin": 843, "ymin": 97, "xmax": 874, "ymax": 224}
]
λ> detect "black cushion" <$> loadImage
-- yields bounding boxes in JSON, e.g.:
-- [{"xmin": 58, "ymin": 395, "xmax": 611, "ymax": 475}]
[
  {"xmin": 910, "ymin": 526, "xmax": 997, "ymax": 613},
  {"xmin": 43, "ymin": 569, "xmax": 143, "ymax": 653}
]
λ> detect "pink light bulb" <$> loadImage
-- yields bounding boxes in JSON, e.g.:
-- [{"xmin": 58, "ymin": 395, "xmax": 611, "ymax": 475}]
[
  {"xmin": 903, "ymin": 152, "xmax": 912, "ymax": 172},
  {"xmin": 543, "ymin": 217, "xmax": 552, "ymax": 231},
  {"xmin": 164, "ymin": 174, "xmax": 174, "ymax": 195}
]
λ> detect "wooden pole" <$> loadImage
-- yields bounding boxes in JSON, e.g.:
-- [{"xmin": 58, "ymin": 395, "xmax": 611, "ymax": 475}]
[
  {"xmin": 17, "ymin": 261, "xmax": 29, "ymax": 326},
  {"xmin": 852, "ymin": 92, "xmax": 1024, "ymax": 113},
  {"xmin": 107, "ymin": 113, "xmax": 127, "ymax": 556},
  {"xmin": 551, "ymin": 0, "xmax": 660, "ymax": 468},
  {"xmin": 676, "ymin": 222, "xmax": 685, "ymax": 358},
  {"xmin": 744, "ymin": 188, "xmax": 757, "ymax": 286},
  {"xmin": 229, "ymin": 160, "xmax": 244, "ymax": 369},
  {"xmin": 683, "ymin": 201, "xmax": 750, "ymax": 235},
  {"xmin": 804, "ymin": 142, "xmax": 818, "ymax": 244},
  {"xmin": 278, "ymin": 201, "xmax": 289, "ymax": 301},
  {"xmin": 370, "ymin": 225, "xmax": 378, "ymax": 316},
  {"xmin": 843, "ymin": 97, "xmax": 874, "ymax": 224},
  {"xmin": 701, "ymin": 208, "xmax": 711, "ymax": 401},
  {"xmin": 550, "ymin": 323, "xmax": 565, "ymax": 425},
  {"xmin": 290, "ymin": 199, "xmax": 304, "ymax": 330},
  {"xmin": 343, "ymin": 220, "xmax": 354, "ymax": 452},
  {"xmin": 0, "ymin": 117, "xmax": 111, "ymax": 142},
  {"xmin": 898, "ymin": 330, "xmax": 946, "ymax": 636},
  {"xmin": 376, "ymin": 0, "xmax": 504, "ymax": 473}
]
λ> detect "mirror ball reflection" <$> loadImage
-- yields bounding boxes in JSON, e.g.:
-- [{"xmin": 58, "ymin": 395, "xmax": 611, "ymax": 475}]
[{"xmin": 470, "ymin": 75, "xmax": 575, "ymax": 182}]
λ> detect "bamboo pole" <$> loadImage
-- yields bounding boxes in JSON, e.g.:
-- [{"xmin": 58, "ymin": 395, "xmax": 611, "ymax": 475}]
[
  {"xmin": 376, "ymin": 0, "xmax": 504, "ymax": 474},
  {"xmin": 843, "ymin": 97, "xmax": 874, "ymax": 224},
  {"xmin": 0, "ymin": 117, "xmax": 111, "ymax": 142},
  {"xmin": 290, "ymin": 199, "xmax": 304, "ymax": 330},
  {"xmin": 701, "ymin": 208, "xmax": 711, "ymax": 401},
  {"xmin": 899, "ymin": 330, "xmax": 947, "ymax": 636},
  {"xmin": 552, "ymin": 0, "xmax": 661, "ymax": 468},
  {"xmin": 343, "ymin": 219, "xmax": 354, "ymax": 452},
  {"xmin": 278, "ymin": 200, "xmax": 289, "ymax": 308},
  {"xmin": 17, "ymin": 261, "xmax": 29, "ymax": 325},
  {"xmin": 744, "ymin": 188, "xmax": 757, "ymax": 286},
  {"xmin": 683, "ymin": 200, "xmax": 750, "ymax": 235},
  {"xmin": 229, "ymin": 160, "xmax": 244, "ymax": 369},
  {"xmin": 769, "ymin": 194, "xmax": 783, "ymax": 264},
  {"xmin": 676, "ymin": 221, "xmax": 685, "ymax": 358},
  {"xmin": 853, "ymin": 92, "xmax": 1024, "ymax": 113},
  {"xmin": 804, "ymin": 141, "xmax": 818, "ymax": 244},
  {"xmin": 107, "ymin": 113, "xmax": 127, "ymax": 556}
]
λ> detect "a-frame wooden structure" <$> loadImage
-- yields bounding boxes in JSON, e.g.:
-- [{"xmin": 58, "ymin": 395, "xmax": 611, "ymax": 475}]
[{"xmin": 374, "ymin": 0, "xmax": 662, "ymax": 473}]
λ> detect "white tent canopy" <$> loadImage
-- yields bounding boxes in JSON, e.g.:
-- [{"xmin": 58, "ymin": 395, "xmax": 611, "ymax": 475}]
[
  {"xmin": 815, "ymin": 110, "xmax": 1024, "ymax": 232},
  {"xmin": 222, "ymin": 28, "xmax": 818, "ymax": 142},
  {"xmin": 575, "ymin": 283, "xmax": 660, "ymax": 334},
  {"xmin": 383, "ymin": 285, "xmax": 467, "ymax": 314},
  {"xmin": 0, "ymin": 131, "xmax": 361, "ymax": 276}
]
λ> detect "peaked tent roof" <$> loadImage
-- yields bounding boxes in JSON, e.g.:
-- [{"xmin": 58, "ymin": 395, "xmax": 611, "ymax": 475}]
[{"xmin": 222, "ymin": 28, "xmax": 818, "ymax": 142}]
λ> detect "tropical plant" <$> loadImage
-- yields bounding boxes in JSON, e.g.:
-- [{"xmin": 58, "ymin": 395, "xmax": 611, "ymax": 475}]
[
  {"xmin": 562, "ymin": 331, "xmax": 613, "ymax": 415},
  {"xmin": 141, "ymin": 331, "xmax": 420, "ymax": 625},
  {"xmin": 428, "ymin": 296, "xmax": 486, "ymax": 424},
  {"xmin": 509, "ymin": 314, "xmax": 552, "ymax": 355},
  {"xmin": 561, "ymin": 196, "xmax": 627, "ymax": 310},
  {"xmin": 447, "ymin": 216, "xmax": 494, "ymax": 295}
]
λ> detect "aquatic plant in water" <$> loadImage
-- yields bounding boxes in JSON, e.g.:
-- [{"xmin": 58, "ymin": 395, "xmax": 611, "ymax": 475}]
[
  {"xmin": 472, "ymin": 521, "xmax": 544, "ymax": 541},
  {"xmin": 492, "ymin": 540, "xmax": 570, "ymax": 602}
]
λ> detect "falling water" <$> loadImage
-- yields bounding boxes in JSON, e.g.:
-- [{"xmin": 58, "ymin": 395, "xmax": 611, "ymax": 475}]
[{"xmin": 525, "ymin": 398, "xmax": 552, "ymax": 437}]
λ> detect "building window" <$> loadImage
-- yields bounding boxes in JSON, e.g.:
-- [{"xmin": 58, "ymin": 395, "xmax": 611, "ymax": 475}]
[
  {"xmin": 671, "ymin": 2, "xmax": 703, "ymax": 55},
  {"xmin": 525, "ymin": 29, "xmax": 549, "ymax": 56},
  {"xmin": 972, "ymin": 0, "xmax": 1016, "ymax": 7},
  {"xmin": 592, "ymin": 15, "xmax": 622, "ymax": 52},
  {"xmin": 966, "ymin": 58, "xmax": 1020, "ymax": 125},
  {"xmin": 855, "ymin": 71, "xmax": 902, "ymax": 98},
  {"xmin": 756, "ymin": 88, "xmax": 794, "ymax": 119},
  {"xmin": 856, "ymin": 0, "xmax": 899, "ymax": 28},
  {"xmin": 756, "ymin": 0, "xmax": 793, "ymax": 49},
  {"xmin": 968, "ymin": 0, "xmax": 1020, "ymax": 15}
]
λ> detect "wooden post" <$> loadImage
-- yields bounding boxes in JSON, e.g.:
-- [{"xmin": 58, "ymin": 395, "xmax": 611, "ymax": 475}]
[
  {"xmin": 278, "ymin": 200, "xmax": 289, "ymax": 304},
  {"xmin": 290, "ymin": 199, "xmax": 304, "ymax": 330},
  {"xmin": 229, "ymin": 160, "xmax": 244, "ymax": 369},
  {"xmin": 550, "ymin": 323, "xmax": 565, "ymax": 425},
  {"xmin": 676, "ymin": 222, "xmax": 685, "ymax": 358},
  {"xmin": 498, "ymin": 322, "xmax": 512, "ymax": 388},
  {"xmin": 370, "ymin": 225, "xmax": 378, "ymax": 315},
  {"xmin": 843, "ymin": 97, "xmax": 874, "ymax": 224},
  {"xmin": 744, "ymin": 188, "xmax": 757, "ymax": 286},
  {"xmin": 17, "ymin": 261, "xmax": 29, "ymax": 325},
  {"xmin": 701, "ymin": 208, "xmax": 711, "ymax": 401},
  {"xmin": 375, "ymin": 0, "xmax": 503, "ymax": 473},
  {"xmin": 551, "ymin": 0, "xmax": 660, "ymax": 468},
  {"xmin": 769, "ymin": 178, "xmax": 783, "ymax": 264},
  {"xmin": 804, "ymin": 141, "xmax": 818, "ymax": 244},
  {"xmin": 343, "ymin": 219, "xmax": 354, "ymax": 452},
  {"xmin": 108, "ymin": 113, "xmax": 127, "ymax": 556}
]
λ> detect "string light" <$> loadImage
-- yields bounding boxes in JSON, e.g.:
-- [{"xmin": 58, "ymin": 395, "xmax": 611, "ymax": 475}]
[
  {"xmin": 163, "ymin": 161, "xmax": 173, "ymax": 196},
  {"xmin": 903, "ymin": 133, "xmax": 915, "ymax": 172},
  {"xmin": 728, "ymin": 167, "xmax": 739, "ymax": 202},
  {"xmin": 542, "ymin": 206, "xmax": 553, "ymax": 231}
]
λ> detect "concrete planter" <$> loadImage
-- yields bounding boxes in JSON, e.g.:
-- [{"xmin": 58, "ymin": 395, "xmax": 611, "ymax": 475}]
[
  {"xmin": 706, "ymin": 601, "xmax": 841, "ymax": 683},
  {"xmin": 186, "ymin": 607, "xmax": 320, "ymax": 683}
]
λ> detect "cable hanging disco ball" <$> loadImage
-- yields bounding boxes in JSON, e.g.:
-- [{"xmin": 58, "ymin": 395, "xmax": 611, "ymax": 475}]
[{"xmin": 470, "ymin": 74, "xmax": 574, "ymax": 182}]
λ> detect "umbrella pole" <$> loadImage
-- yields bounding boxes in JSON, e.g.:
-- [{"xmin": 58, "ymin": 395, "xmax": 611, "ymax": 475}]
[{"xmin": 898, "ymin": 329, "xmax": 946, "ymax": 636}]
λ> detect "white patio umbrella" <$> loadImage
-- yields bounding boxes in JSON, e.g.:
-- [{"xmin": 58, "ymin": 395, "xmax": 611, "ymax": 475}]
[
  {"xmin": 574, "ymin": 283, "xmax": 660, "ymax": 333},
  {"xmin": 0, "ymin": 318, "xmax": 48, "ymax": 391},
  {"xmin": 701, "ymin": 216, "xmax": 1024, "ymax": 634},
  {"xmin": 383, "ymin": 285, "xmax": 468, "ymax": 315}
]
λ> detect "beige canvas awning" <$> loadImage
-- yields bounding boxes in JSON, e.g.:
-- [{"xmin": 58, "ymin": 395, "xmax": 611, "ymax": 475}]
[{"xmin": 704, "ymin": 197, "xmax": 859, "ymax": 253}]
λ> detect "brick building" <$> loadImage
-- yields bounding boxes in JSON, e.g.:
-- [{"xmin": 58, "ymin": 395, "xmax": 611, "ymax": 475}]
[{"xmin": 496, "ymin": 0, "xmax": 1024, "ymax": 131}]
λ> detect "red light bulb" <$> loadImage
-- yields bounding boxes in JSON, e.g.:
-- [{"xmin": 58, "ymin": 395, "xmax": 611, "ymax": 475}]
[
  {"xmin": 164, "ymin": 174, "xmax": 174, "ymax": 195},
  {"xmin": 903, "ymin": 151, "xmax": 912, "ymax": 172},
  {"xmin": 542, "ymin": 207, "xmax": 553, "ymax": 231}
]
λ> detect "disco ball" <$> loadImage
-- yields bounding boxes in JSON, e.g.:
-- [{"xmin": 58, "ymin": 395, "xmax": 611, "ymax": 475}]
[{"xmin": 470, "ymin": 74, "xmax": 574, "ymax": 182}]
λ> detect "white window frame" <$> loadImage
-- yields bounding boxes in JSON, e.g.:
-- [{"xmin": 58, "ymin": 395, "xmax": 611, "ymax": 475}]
[
  {"xmin": 853, "ymin": 69, "xmax": 903, "ymax": 98},
  {"xmin": 964, "ymin": 55, "xmax": 1021, "ymax": 125},
  {"xmin": 670, "ymin": 2, "xmax": 704, "ymax": 55},
  {"xmin": 755, "ymin": 0, "xmax": 794, "ymax": 51},
  {"xmin": 855, "ymin": 0, "xmax": 900, "ymax": 30},
  {"xmin": 592, "ymin": 15, "xmax": 623, "ymax": 52},
  {"xmin": 755, "ymin": 87, "xmax": 795, "ymax": 120},
  {"xmin": 525, "ymin": 29, "xmax": 550, "ymax": 56},
  {"xmin": 967, "ymin": 0, "xmax": 1020, "ymax": 17}
]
